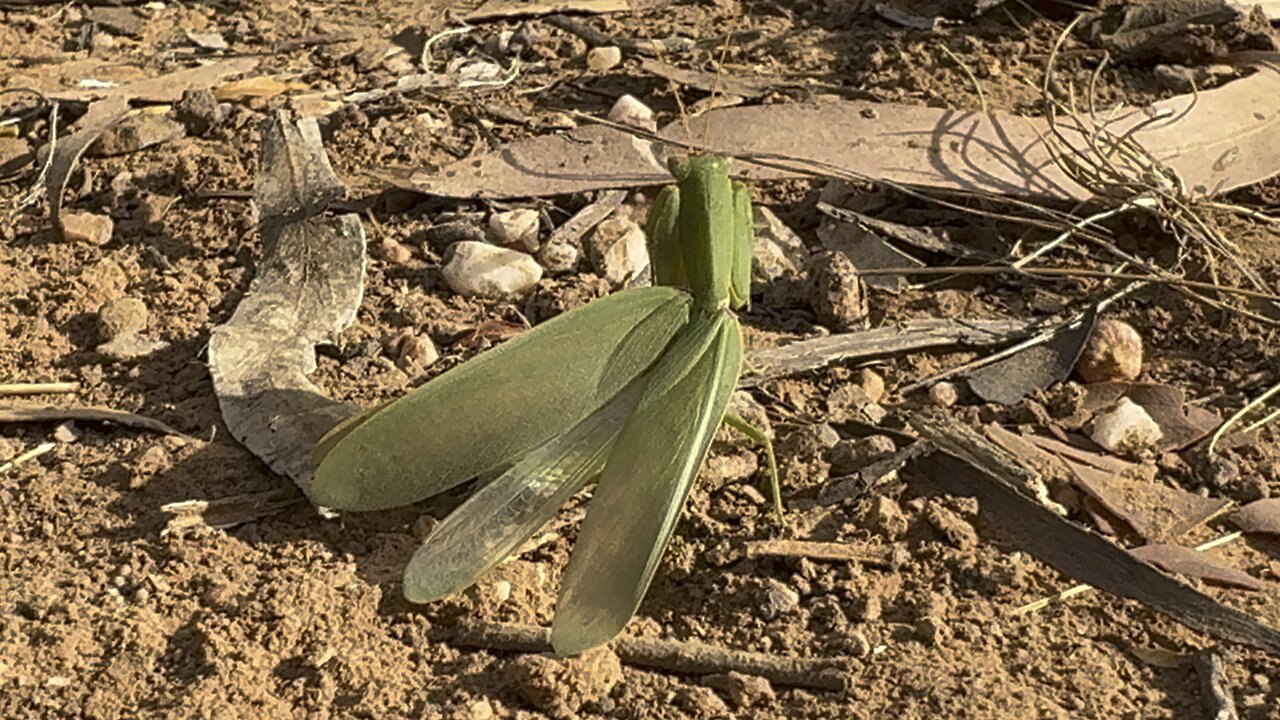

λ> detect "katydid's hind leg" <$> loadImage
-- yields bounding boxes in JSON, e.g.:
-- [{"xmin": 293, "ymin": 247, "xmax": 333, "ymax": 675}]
[
  {"xmin": 728, "ymin": 180, "xmax": 754, "ymax": 310},
  {"xmin": 723, "ymin": 410, "xmax": 783, "ymax": 523},
  {"xmin": 646, "ymin": 185, "xmax": 686, "ymax": 288}
]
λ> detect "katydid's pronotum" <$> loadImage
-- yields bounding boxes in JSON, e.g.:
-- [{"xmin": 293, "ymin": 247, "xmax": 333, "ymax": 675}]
[{"xmin": 311, "ymin": 154, "xmax": 780, "ymax": 655}]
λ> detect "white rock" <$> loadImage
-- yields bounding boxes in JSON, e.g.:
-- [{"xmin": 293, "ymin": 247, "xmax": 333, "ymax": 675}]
[
  {"xmin": 753, "ymin": 207, "xmax": 810, "ymax": 283},
  {"xmin": 586, "ymin": 46, "xmax": 622, "ymax": 72},
  {"xmin": 441, "ymin": 241, "xmax": 542, "ymax": 298},
  {"xmin": 489, "ymin": 208, "xmax": 541, "ymax": 252},
  {"xmin": 585, "ymin": 216, "xmax": 649, "ymax": 286},
  {"xmin": 760, "ymin": 579, "xmax": 800, "ymax": 619},
  {"xmin": 1090, "ymin": 398, "xmax": 1163, "ymax": 454},
  {"xmin": 61, "ymin": 211, "xmax": 113, "ymax": 245},
  {"xmin": 607, "ymin": 94, "xmax": 656, "ymax": 132},
  {"xmin": 929, "ymin": 381, "xmax": 959, "ymax": 408},
  {"xmin": 536, "ymin": 240, "xmax": 580, "ymax": 274}
]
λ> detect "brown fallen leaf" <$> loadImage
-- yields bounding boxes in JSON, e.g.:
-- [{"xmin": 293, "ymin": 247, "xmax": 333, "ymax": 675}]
[
  {"xmin": 1065, "ymin": 459, "xmax": 1229, "ymax": 542},
  {"xmin": 214, "ymin": 76, "xmax": 308, "ymax": 101},
  {"xmin": 43, "ymin": 98, "xmax": 132, "ymax": 240},
  {"xmin": 0, "ymin": 405, "xmax": 180, "ymax": 435},
  {"xmin": 1131, "ymin": 543, "xmax": 1263, "ymax": 591},
  {"xmin": 462, "ymin": 0, "xmax": 632, "ymax": 21},
  {"xmin": 1081, "ymin": 382, "xmax": 1221, "ymax": 451},
  {"xmin": 208, "ymin": 113, "xmax": 365, "ymax": 496},
  {"xmin": 378, "ymin": 58, "xmax": 1280, "ymax": 201},
  {"xmin": 1023, "ymin": 432, "xmax": 1152, "ymax": 478},
  {"xmin": 47, "ymin": 57, "xmax": 260, "ymax": 104},
  {"xmin": 1232, "ymin": 499, "xmax": 1280, "ymax": 535}
]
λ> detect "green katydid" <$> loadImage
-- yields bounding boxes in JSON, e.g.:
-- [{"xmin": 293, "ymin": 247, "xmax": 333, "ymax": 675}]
[{"xmin": 311, "ymin": 154, "xmax": 780, "ymax": 655}]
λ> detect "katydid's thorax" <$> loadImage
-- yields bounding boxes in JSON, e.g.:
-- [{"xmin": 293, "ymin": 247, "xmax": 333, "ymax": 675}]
[{"xmin": 648, "ymin": 154, "xmax": 755, "ymax": 316}]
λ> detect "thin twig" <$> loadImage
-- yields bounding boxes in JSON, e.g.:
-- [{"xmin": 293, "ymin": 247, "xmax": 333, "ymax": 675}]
[
  {"xmin": 0, "ymin": 441, "xmax": 56, "ymax": 474},
  {"xmin": 742, "ymin": 539, "xmax": 896, "ymax": 567},
  {"xmin": 452, "ymin": 620, "xmax": 853, "ymax": 691},
  {"xmin": 939, "ymin": 45, "xmax": 987, "ymax": 113},
  {"xmin": 852, "ymin": 265, "xmax": 1280, "ymax": 303},
  {"xmin": 0, "ymin": 381, "xmax": 79, "ymax": 397},
  {"xmin": 1208, "ymin": 381, "xmax": 1280, "ymax": 455}
]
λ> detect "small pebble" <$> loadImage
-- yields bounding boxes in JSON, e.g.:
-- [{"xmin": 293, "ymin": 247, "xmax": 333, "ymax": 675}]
[
  {"xmin": 489, "ymin": 208, "xmax": 541, "ymax": 253},
  {"xmin": 807, "ymin": 250, "xmax": 868, "ymax": 330},
  {"xmin": 53, "ymin": 422, "xmax": 80, "ymax": 444},
  {"xmin": 607, "ymin": 94, "xmax": 656, "ymax": 132},
  {"xmin": 856, "ymin": 368, "xmax": 886, "ymax": 403},
  {"xmin": 441, "ymin": 241, "xmax": 542, "ymax": 298},
  {"xmin": 586, "ymin": 45, "xmax": 622, "ymax": 72},
  {"xmin": 752, "ymin": 207, "xmax": 810, "ymax": 284},
  {"xmin": 928, "ymin": 381, "xmax": 959, "ymax": 408},
  {"xmin": 705, "ymin": 672, "xmax": 775, "ymax": 708},
  {"xmin": 61, "ymin": 211, "xmax": 114, "ymax": 245},
  {"xmin": 385, "ymin": 329, "xmax": 439, "ymax": 373},
  {"xmin": 849, "ymin": 629, "xmax": 872, "ymax": 657},
  {"xmin": 1089, "ymin": 397, "xmax": 1162, "ymax": 454},
  {"xmin": 175, "ymin": 88, "xmax": 227, "ymax": 136},
  {"xmin": 376, "ymin": 237, "xmax": 413, "ymax": 264},
  {"xmin": 760, "ymin": 578, "xmax": 800, "ymax": 619},
  {"xmin": 915, "ymin": 615, "xmax": 951, "ymax": 646},
  {"xmin": 585, "ymin": 216, "xmax": 649, "ymax": 286},
  {"xmin": 98, "ymin": 298, "xmax": 149, "ymax": 341},
  {"xmin": 1076, "ymin": 318, "xmax": 1143, "ymax": 383},
  {"xmin": 864, "ymin": 495, "xmax": 908, "ymax": 539},
  {"xmin": 536, "ymin": 240, "xmax": 580, "ymax": 274}
]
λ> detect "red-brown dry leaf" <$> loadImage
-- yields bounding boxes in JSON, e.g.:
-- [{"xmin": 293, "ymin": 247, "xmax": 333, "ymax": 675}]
[
  {"xmin": 1065, "ymin": 459, "xmax": 1229, "ymax": 542},
  {"xmin": 1131, "ymin": 543, "xmax": 1263, "ymax": 591},
  {"xmin": 1233, "ymin": 499, "xmax": 1280, "ymax": 535}
]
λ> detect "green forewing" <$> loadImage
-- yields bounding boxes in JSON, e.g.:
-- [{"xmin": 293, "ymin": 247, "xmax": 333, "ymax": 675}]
[
  {"xmin": 550, "ymin": 311, "xmax": 743, "ymax": 655},
  {"xmin": 311, "ymin": 287, "xmax": 691, "ymax": 511},
  {"xmin": 402, "ymin": 378, "xmax": 646, "ymax": 603}
]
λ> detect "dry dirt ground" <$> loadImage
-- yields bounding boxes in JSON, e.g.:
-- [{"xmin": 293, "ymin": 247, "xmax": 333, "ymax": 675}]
[{"xmin": 2, "ymin": 0, "xmax": 1280, "ymax": 718}]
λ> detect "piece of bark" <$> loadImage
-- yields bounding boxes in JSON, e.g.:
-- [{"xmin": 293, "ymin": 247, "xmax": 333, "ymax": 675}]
[
  {"xmin": 741, "ymin": 318, "xmax": 1047, "ymax": 387},
  {"xmin": 907, "ymin": 408, "xmax": 1280, "ymax": 655}
]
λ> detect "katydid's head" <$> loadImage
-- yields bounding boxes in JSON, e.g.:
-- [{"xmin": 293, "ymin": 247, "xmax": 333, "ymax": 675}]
[{"xmin": 667, "ymin": 154, "xmax": 728, "ymax": 185}]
